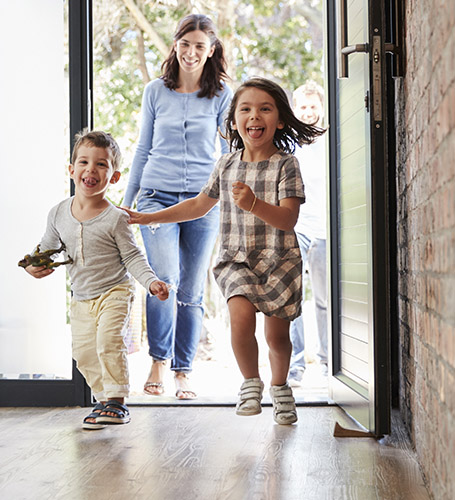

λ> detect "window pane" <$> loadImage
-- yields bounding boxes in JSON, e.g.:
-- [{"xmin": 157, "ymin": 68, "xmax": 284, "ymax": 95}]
[{"xmin": 0, "ymin": 0, "xmax": 71, "ymax": 380}]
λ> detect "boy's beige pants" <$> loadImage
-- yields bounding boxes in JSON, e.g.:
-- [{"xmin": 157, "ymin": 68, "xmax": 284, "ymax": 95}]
[{"xmin": 70, "ymin": 281, "xmax": 135, "ymax": 402}]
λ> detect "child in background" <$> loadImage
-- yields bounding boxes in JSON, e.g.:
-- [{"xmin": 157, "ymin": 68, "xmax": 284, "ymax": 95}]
[
  {"xmin": 122, "ymin": 78, "xmax": 323, "ymax": 424},
  {"xmin": 22, "ymin": 130, "xmax": 169, "ymax": 429}
]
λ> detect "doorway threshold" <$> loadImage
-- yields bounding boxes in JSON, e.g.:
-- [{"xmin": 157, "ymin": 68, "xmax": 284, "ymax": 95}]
[{"xmin": 126, "ymin": 351, "xmax": 329, "ymax": 407}]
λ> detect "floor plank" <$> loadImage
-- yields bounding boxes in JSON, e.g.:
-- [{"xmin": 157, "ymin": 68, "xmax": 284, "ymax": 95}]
[{"xmin": 0, "ymin": 406, "xmax": 429, "ymax": 500}]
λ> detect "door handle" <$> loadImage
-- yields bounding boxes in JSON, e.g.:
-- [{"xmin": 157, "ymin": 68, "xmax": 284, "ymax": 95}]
[
  {"xmin": 341, "ymin": 43, "xmax": 369, "ymax": 57},
  {"xmin": 338, "ymin": 0, "xmax": 369, "ymax": 78}
]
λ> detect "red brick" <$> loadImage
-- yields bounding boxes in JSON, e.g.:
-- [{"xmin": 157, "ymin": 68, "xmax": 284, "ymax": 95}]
[
  {"xmin": 436, "ymin": 91, "xmax": 451, "ymax": 146},
  {"xmin": 440, "ymin": 322, "xmax": 455, "ymax": 365},
  {"xmin": 378, "ymin": 3, "xmax": 454, "ymax": 498}
]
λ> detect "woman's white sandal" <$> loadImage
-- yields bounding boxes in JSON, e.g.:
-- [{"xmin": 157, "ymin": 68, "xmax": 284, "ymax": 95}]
[
  {"xmin": 236, "ymin": 377, "xmax": 264, "ymax": 416},
  {"xmin": 143, "ymin": 359, "xmax": 167, "ymax": 396},
  {"xmin": 174, "ymin": 372, "xmax": 197, "ymax": 400},
  {"xmin": 269, "ymin": 383, "xmax": 298, "ymax": 425}
]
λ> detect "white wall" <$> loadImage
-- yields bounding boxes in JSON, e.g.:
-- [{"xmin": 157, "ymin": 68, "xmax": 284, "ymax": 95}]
[{"xmin": 0, "ymin": 0, "xmax": 71, "ymax": 377}]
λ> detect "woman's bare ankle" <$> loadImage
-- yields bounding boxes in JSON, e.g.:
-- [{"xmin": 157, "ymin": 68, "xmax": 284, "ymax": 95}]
[{"xmin": 147, "ymin": 359, "xmax": 167, "ymax": 383}]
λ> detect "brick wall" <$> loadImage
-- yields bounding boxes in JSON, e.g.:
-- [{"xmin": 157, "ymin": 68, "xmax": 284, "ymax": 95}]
[{"xmin": 395, "ymin": 1, "xmax": 455, "ymax": 498}]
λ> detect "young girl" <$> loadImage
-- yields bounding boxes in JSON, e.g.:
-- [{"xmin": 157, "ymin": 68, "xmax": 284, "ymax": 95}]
[{"xmin": 122, "ymin": 77, "xmax": 324, "ymax": 424}]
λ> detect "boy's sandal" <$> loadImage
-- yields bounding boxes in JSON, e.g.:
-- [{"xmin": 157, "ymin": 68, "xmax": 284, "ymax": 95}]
[
  {"xmin": 174, "ymin": 372, "xmax": 197, "ymax": 400},
  {"xmin": 82, "ymin": 402, "xmax": 107, "ymax": 430},
  {"xmin": 236, "ymin": 377, "xmax": 264, "ymax": 416},
  {"xmin": 96, "ymin": 400, "xmax": 131, "ymax": 425},
  {"xmin": 269, "ymin": 383, "xmax": 298, "ymax": 425}
]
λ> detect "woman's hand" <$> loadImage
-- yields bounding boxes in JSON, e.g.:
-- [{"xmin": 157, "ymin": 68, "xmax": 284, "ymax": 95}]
[
  {"xmin": 150, "ymin": 280, "xmax": 170, "ymax": 301},
  {"xmin": 232, "ymin": 181, "xmax": 256, "ymax": 212},
  {"xmin": 120, "ymin": 206, "xmax": 156, "ymax": 225}
]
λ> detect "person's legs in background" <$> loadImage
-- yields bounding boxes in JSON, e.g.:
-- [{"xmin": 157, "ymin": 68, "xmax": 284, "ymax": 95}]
[
  {"xmin": 288, "ymin": 232, "xmax": 310, "ymax": 386},
  {"xmin": 307, "ymin": 238, "xmax": 328, "ymax": 375},
  {"xmin": 289, "ymin": 316, "xmax": 305, "ymax": 386}
]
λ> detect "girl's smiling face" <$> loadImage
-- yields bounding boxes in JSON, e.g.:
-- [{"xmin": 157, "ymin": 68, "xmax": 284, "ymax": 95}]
[{"xmin": 233, "ymin": 87, "xmax": 284, "ymax": 159}]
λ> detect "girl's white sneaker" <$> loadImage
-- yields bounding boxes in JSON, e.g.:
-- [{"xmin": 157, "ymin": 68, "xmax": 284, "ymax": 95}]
[
  {"xmin": 236, "ymin": 377, "xmax": 264, "ymax": 416},
  {"xmin": 269, "ymin": 383, "xmax": 298, "ymax": 424}
]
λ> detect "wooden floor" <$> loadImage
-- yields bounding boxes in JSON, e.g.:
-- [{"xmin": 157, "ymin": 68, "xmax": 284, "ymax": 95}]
[{"xmin": 0, "ymin": 406, "xmax": 429, "ymax": 500}]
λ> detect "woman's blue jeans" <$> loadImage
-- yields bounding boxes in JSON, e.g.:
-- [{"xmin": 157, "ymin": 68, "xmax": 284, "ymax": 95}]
[{"xmin": 137, "ymin": 189, "xmax": 219, "ymax": 373}]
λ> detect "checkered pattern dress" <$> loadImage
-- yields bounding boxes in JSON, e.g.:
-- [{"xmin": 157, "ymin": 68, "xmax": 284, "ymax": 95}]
[{"xmin": 202, "ymin": 150, "xmax": 305, "ymax": 321}]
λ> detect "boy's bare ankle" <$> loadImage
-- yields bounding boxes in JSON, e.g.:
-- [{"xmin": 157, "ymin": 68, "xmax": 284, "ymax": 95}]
[{"xmin": 104, "ymin": 397, "xmax": 124, "ymax": 404}]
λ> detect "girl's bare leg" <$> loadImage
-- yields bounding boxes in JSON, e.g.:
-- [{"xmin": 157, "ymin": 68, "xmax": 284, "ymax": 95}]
[
  {"xmin": 264, "ymin": 315, "xmax": 292, "ymax": 386},
  {"xmin": 228, "ymin": 296, "xmax": 259, "ymax": 379}
]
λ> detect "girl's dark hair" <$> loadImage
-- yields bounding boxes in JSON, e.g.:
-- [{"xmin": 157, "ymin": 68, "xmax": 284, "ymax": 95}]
[
  {"xmin": 161, "ymin": 14, "xmax": 229, "ymax": 99},
  {"xmin": 225, "ymin": 77, "xmax": 325, "ymax": 153}
]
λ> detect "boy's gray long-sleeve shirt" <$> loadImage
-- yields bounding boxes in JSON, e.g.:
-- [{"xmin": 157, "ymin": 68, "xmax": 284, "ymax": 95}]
[{"xmin": 39, "ymin": 197, "xmax": 158, "ymax": 300}]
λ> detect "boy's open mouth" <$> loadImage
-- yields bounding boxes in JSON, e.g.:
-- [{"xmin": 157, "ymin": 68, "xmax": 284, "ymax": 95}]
[
  {"xmin": 83, "ymin": 177, "xmax": 98, "ymax": 187},
  {"xmin": 247, "ymin": 126, "xmax": 264, "ymax": 139}
]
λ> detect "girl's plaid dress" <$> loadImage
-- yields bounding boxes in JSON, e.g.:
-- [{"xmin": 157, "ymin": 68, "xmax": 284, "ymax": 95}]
[{"xmin": 202, "ymin": 150, "xmax": 305, "ymax": 321}]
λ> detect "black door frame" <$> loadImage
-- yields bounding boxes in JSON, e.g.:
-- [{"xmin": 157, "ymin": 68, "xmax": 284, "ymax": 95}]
[
  {"xmin": 385, "ymin": 0, "xmax": 404, "ymax": 409},
  {"xmin": 325, "ymin": 0, "xmax": 401, "ymax": 435},
  {"xmin": 0, "ymin": 0, "xmax": 92, "ymax": 408}
]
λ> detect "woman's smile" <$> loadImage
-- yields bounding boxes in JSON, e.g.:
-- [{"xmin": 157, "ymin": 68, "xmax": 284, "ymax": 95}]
[{"xmin": 182, "ymin": 55, "xmax": 198, "ymax": 67}]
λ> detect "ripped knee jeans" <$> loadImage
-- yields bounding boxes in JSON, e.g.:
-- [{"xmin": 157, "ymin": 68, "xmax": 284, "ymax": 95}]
[{"xmin": 137, "ymin": 188, "xmax": 219, "ymax": 371}]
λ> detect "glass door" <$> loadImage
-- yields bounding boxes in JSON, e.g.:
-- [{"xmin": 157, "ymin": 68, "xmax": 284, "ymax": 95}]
[
  {"xmin": 0, "ymin": 0, "xmax": 91, "ymax": 406},
  {"xmin": 325, "ymin": 0, "xmax": 391, "ymax": 435}
]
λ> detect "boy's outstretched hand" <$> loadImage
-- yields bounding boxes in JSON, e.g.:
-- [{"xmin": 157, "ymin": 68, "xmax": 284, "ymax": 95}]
[
  {"xmin": 25, "ymin": 265, "xmax": 54, "ymax": 279},
  {"xmin": 150, "ymin": 280, "xmax": 170, "ymax": 301}
]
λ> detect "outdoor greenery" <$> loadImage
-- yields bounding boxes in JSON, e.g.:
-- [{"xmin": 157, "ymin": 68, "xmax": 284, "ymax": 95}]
[{"xmin": 93, "ymin": 0, "xmax": 323, "ymax": 205}]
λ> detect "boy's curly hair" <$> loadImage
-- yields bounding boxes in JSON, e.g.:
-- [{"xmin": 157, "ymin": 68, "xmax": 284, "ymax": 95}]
[{"xmin": 72, "ymin": 129, "xmax": 122, "ymax": 171}]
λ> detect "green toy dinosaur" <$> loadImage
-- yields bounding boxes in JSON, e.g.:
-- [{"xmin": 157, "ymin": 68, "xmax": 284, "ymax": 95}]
[{"xmin": 18, "ymin": 243, "xmax": 73, "ymax": 269}]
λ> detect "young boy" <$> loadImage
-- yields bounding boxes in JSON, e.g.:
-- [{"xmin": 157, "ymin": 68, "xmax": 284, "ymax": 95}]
[{"xmin": 23, "ymin": 129, "xmax": 169, "ymax": 429}]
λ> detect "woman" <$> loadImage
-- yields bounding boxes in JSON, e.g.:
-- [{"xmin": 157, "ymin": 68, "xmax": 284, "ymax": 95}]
[{"xmin": 123, "ymin": 14, "xmax": 232, "ymax": 399}]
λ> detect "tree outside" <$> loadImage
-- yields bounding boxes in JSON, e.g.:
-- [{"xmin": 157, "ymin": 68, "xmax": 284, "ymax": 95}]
[{"xmin": 93, "ymin": 0, "xmax": 323, "ymax": 205}]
